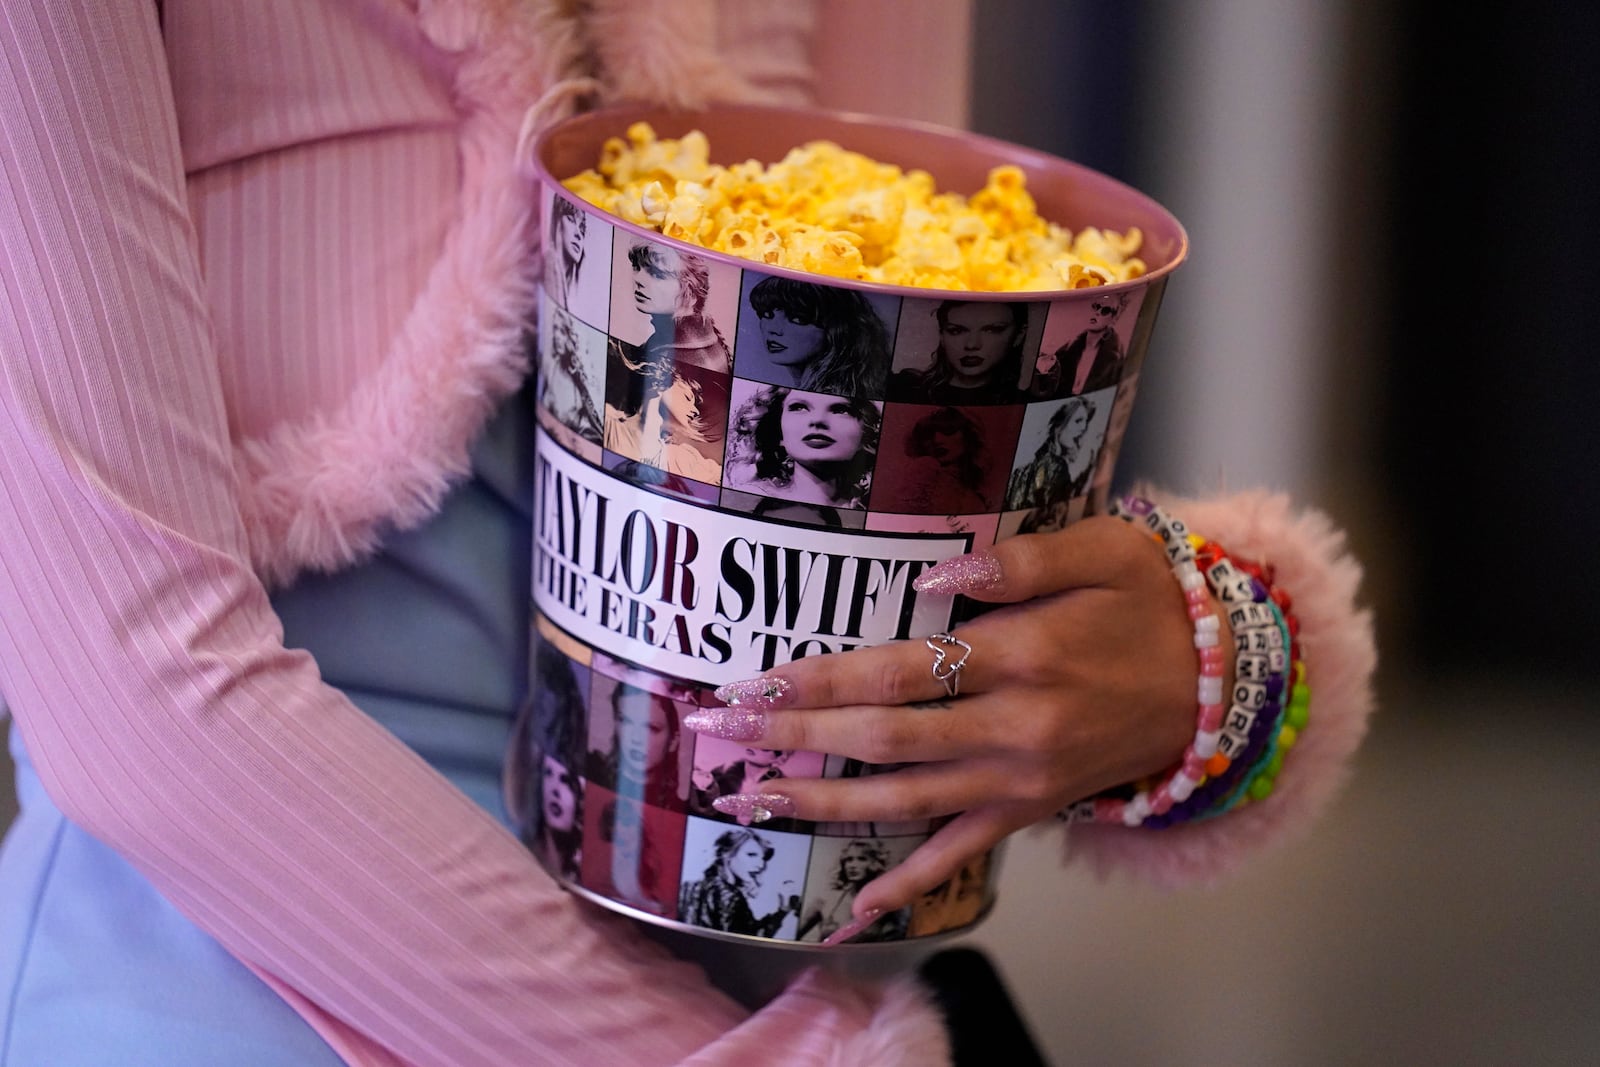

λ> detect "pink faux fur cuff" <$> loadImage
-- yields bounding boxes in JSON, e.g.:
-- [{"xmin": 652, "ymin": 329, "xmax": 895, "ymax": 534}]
[{"xmin": 1062, "ymin": 489, "xmax": 1378, "ymax": 887}]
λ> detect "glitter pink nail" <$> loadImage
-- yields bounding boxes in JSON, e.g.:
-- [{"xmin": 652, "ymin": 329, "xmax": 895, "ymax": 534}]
[
  {"xmin": 821, "ymin": 908, "xmax": 885, "ymax": 947},
  {"xmin": 913, "ymin": 552, "xmax": 1003, "ymax": 596},
  {"xmin": 712, "ymin": 675, "xmax": 795, "ymax": 710},
  {"xmin": 681, "ymin": 707, "xmax": 767, "ymax": 742},
  {"xmin": 711, "ymin": 793, "xmax": 796, "ymax": 825}
]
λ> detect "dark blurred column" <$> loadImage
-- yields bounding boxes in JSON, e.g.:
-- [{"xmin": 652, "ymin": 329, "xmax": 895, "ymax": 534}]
[
  {"xmin": 970, "ymin": 1, "xmax": 1148, "ymax": 181},
  {"xmin": 1383, "ymin": 3, "xmax": 1600, "ymax": 681}
]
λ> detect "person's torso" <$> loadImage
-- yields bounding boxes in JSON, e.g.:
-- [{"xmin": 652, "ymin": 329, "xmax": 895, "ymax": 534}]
[{"xmin": 165, "ymin": 0, "xmax": 464, "ymax": 440}]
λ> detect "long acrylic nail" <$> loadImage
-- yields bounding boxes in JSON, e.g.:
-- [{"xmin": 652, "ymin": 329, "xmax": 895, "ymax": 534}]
[
  {"xmin": 681, "ymin": 706, "xmax": 768, "ymax": 742},
  {"xmin": 821, "ymin": 908, "xmax": 884, "ymax": 947},
  {"xmin": 711, "ymin": 793, "xmax": 796, "ymax": 825},
  {"xmin": 712, "ymin": 675, "xmax": 796, "ymax": 710},
  {"xmin": 913, "ymin": 552, "xmax": 1003, "ymax": 596}
]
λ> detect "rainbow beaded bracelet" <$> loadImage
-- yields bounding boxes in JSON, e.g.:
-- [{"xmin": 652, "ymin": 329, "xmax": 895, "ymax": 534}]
[
  {"xmin": 1195, "ymin": 541, "xmax": 1309, "ymax": 815},
  {"xmin": 1056, "ymin": 497, "xmax": 1307, "ymax": 829},
  {"xmin": 1149, "ymin": 542, "xmax": 1292, "ymax": 826}
]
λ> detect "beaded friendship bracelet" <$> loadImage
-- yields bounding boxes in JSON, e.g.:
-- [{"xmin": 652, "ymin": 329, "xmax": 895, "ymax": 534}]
[
  {"xmin": 1055, "ymin": 496, "xmax": 1308, "ymax": 829},
  {"xmin": 1198, "ymin": 542, "xmax": 1309, "ymax": 815},
  {"xmin": 1150, "ymin": 543, "xmax": 1292, "ymax": 827}
]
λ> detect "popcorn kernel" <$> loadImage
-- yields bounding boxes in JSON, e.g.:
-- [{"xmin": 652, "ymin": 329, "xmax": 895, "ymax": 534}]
[{"xmin": 562, "ymin": 124, "xmax": 1143, "ymax": 291}]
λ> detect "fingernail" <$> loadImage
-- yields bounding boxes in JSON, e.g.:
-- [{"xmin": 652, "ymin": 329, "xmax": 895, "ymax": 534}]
[
  {"xmin": 913, "ymin": 552, "xmax": 1003, "ymax": 596},
  {"xmin": 821, "ymin": 908, "xmax": 884, "ymax": 947},
  {"xmin": 711, "ymin": 793, "xmax": 796, "ymax": 825},
  {"xmin": 712, "ymin": 675, "xmax": 796, "ymax": 710},
  {"xmin": 682, "ymin": 707, "xmax": 768, "ymax": 742}
]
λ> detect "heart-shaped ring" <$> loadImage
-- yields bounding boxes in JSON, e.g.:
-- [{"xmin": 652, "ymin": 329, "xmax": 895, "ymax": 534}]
[{"xmin": 925, "ymin": 632, "xmax": 973, "ymax": 697}]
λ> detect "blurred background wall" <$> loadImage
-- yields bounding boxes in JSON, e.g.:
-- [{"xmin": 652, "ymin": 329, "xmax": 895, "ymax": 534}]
[
  {"xmin": 954, "ymin": 2, "xmax": 1600, "ymax": 1064},
  {"xmin": 966, "ymin": 0, "xmax": 1599, "ymax": 692}
]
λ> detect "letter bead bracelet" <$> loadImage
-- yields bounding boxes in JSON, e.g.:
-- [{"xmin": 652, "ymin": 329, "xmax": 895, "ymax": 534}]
[{"xmin": 1055, "ymin": 496, "xmax": 1308, "ymax": 829}]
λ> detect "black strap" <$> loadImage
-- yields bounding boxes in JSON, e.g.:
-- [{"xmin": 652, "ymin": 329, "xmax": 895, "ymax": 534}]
[{"xmin": 918, "ymin": 948, "xmax": 1054, "ymax": 1067}]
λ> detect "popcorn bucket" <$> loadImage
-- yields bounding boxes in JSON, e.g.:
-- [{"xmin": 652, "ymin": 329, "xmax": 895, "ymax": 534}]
[{"xmin": 506, "ymin": 103, "xmax": 1187, "ymax": 946}]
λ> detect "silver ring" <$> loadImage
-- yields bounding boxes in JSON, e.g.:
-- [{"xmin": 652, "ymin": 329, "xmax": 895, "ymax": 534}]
[{"xmin": 925, "ymin": 632, "xmax": 972, "ymax": 698}]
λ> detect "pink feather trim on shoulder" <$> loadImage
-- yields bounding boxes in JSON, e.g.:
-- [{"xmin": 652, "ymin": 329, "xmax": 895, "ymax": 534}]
[
  {"xmin": 232, "ymin": 0, "xmax": 581, "ymax": 588},
  {"xmin": 1062, "ymin": 489, "xmax": 1379, "ymax": 887}
]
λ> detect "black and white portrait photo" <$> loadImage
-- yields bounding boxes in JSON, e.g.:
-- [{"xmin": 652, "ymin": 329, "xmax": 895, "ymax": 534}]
[
  {"xmin": 544, "ymin": 190, "xmax": 612, "ymax": 330},
  {"xmin": 1004, "ymin": 388, "xmax": 1115, "ymax": 513},
  {"xmin": 888, "ymin": 298, "xmax": 1044, "ymax": 406},
  {"xmin": 869, "ymin": 402, "xmax": 1022, "ymax": 515},
  {"xmin": 731, "ymin": 273, "xmax": 897, "ymax": 398},
  {"xmin": 795, "ymin": 836, "xmax": 914, "ymax": 943},
  {"xmin": 602, "ymin": 238, "xmax": 736, "ymax": 484},
  {"xmin": 536, "ymin": 293, "xmax": 605, "ymax": 445},
  {"xmin": 721, "ymin": 382, "xmax": 881, "ymax": 511},
  {"xmin": 504, "ymin": 638, "xmax": 592, "ymax": 885},
  {"xmin": 676, "ymin": 820, "xmax": 810, "ymax": 939},
  {"xmin": 1030, "ymin": 288, "xmax": 1145, "ymax": 399}
]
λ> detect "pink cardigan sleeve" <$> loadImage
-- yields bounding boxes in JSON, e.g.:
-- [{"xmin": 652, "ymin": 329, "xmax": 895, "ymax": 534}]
[
  {"xmin": 0, "ymin": 5, "xmax": 944, "ymax": 1066},
  {"xmin": 1062, "ymin": 489, "xmax": 1379, "ymax": 886}
]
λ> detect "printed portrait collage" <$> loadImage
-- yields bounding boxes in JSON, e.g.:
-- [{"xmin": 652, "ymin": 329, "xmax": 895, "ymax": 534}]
[
  {"xmin": 507, "ymin": 621, "xmax": 997, "ymax": 943},
  {"xmin": 516, "ymin": 190, "xmax": 1159, "ymax": 941},
  {"xmin": 537, "ymin": 190, "xmax": 1158, "ymax": 545}
]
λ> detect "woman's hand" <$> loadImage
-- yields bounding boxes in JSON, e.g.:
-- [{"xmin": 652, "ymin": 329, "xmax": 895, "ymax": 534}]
[{"xmin": 683, "ymin": 516, "xmax": 1221, "ymax": 936}]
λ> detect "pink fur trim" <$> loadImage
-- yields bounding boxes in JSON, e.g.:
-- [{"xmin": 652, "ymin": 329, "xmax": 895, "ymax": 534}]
[
  {"xmin": 233, "ymin": 0, "xmax": 582, "ymax": 587},
  {"xmin": 828, "ymin": 973, "xmax": 951, "ymax": 1067},
  {"xmin": 1062, "ymin": 489, "xmax": 1378, "ymax": 887},
  {"xmin": 585, "ymin": 0, "xmax": 777, "ymax": 108}
]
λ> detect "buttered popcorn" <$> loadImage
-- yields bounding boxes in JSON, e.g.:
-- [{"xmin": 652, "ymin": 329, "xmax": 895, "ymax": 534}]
[{"xmin": 562, "ymin": 123, "xmax": 1145, "ymax": 291}]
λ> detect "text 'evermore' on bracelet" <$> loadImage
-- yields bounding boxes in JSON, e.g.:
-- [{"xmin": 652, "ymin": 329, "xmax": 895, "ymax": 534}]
[{"xmin": 1192, "ymin": 539, "xmax": 1308, "ymax": 818}]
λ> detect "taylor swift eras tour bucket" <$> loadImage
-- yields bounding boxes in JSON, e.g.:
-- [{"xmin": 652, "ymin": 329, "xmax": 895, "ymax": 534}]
[{"xmin": 505, "ymin": 103, "xmax": 1188, "ymax": 947}]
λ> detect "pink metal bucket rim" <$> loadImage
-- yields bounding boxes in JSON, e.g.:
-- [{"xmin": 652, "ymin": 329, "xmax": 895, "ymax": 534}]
[{"xmin": 559, "ymin": 877, "xmax": 995, "ymax": 951}]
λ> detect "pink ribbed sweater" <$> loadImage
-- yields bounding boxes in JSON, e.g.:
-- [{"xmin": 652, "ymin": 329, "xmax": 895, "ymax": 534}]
[{"xmin": 0, "ymin": 2, "xmax": 1375, "ymax": 1065}]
